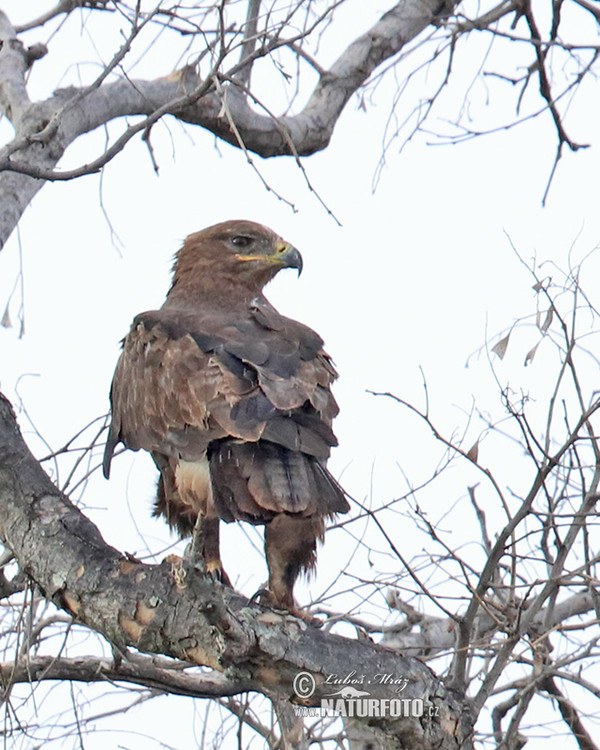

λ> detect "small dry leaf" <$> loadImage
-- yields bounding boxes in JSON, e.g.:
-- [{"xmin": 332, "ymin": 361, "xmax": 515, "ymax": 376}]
[
  {"xmin": 466, "ymin": 441, "xmax": 479, "ymax": 463},
  {"xmin": 492, "ymin": 333, "xmax": 510, "ymax": 359},
  {"xmin": 524, "ymin": 342, "xmax": 539, "ymax": 367},
  {"xmin": 532, "ymin": 276, "xmax": 551, "ymax": 293},
  {"xmin": 540, "ymin": 307, "xmax": 553, "ymax": 333},
  {"xmin": 1, "ymin": 302, "xmax": 11, "ymax": 329}
]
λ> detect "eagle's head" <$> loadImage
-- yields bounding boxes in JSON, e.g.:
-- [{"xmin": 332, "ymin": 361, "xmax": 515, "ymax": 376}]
[{"xmin": 169, "ymin": 220, "xmax": 303, "ymax": 297}]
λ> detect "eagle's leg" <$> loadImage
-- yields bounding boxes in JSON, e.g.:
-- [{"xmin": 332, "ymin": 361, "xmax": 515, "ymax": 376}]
[
  {"xmin": 264, "ymin": 515, "xmax": 324, "ymax": 620},
  {"xmin": 189, "ymin": 514, "xmax": 231, "ymax": 586}
]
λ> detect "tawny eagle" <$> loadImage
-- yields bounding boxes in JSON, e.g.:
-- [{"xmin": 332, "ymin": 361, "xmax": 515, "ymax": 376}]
[{"xmin": 103, "ymin": 220, "xmax": 348, "ymax": 615}]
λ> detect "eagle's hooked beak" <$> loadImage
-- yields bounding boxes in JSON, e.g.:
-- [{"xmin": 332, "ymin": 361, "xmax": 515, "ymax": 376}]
[
  {"xmin": 274, "ymin": 241, "xmax": 303, "ymax": 276},
  {"xmin": 235, "ymin": 240, "xmax": 303, "ymax": 276}
]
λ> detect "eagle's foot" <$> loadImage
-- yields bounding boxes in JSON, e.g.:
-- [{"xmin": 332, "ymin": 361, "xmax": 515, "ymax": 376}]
[
  {"xmin": 283, "ymin": 606, "xmax": 323, "ymax": 627},
  {"xmin": 251, "ymin": 587, "xmax": 322, "ymax": 627},
  {"xmin": 205, "ymin": 558, "xmax": 232, "ymax": 587},
  {"xmin": 184, "ymin": 516, "xmax": 231, "ymax": 585},
  {"xmin": 182, "ymin": 545, "xmax": 232, "ymax": 586}
]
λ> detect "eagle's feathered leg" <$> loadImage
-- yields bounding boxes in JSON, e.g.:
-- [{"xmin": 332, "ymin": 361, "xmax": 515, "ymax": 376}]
[
  {"xmin": 188, "ymin": 514, "xmax": 231, "ymax": 585},
  {"xmin": 153, "ymin": 454, "xmax": 231, "ymax": 585},
  {"xmin": 264, "ymin": 514, "xmax": 324, "ymax": 617}
]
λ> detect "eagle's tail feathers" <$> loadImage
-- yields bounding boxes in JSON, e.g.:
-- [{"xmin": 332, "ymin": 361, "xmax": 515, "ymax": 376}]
[{"xmin": 207, "ymin": 438, "xmax": 348, "ymax": 522}]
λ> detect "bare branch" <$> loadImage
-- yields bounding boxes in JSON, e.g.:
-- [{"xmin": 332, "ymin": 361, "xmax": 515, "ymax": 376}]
[
  {"xmin": 235, "ymin": 0, "xmax": 262, "ymax": 89},
  {"xmin": 14, "ymin": 1, "xmax": 112, "ymax": 34},
  {"xmin": 0, "ymin": 653, "xmax": 251, "ymax": 699}
]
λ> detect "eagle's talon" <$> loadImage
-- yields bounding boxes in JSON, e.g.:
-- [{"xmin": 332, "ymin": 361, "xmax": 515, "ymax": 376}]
[
  {"xmin": 250, "ymin": 586, "xmax": 270, "ymax": 604},
  {"xmin": 289, "ymin": 609, "xmax": 323, "ymax": 627},
  {"xmin": 270, "ymin": 600, "xmax": 322, "ymax": 626},
  {"xmin": 251, "ymin": 587, "xmax": 322, "ymax": 626},
  {"xmin": 205, "ymin": 560, "xmax": 232, "ymax": 587}
]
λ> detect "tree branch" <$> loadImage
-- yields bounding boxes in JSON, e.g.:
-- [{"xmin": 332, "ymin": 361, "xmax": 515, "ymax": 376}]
[
  {"xmin": 0, "ymin": 653, "xmax": 252, "ymax": 699},
  {"xmin": 14, "ymin": 1, "xmax": 112, "ymax": 34},
  {"xmin": 235, "ymin": 0, "xmax": 262, "ymax": 89}
]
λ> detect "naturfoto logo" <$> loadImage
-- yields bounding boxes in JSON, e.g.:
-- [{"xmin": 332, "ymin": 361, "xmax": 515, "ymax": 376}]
[{"xmin": 292, "ymin": 671, "xmax": 438, "ymax": 719}]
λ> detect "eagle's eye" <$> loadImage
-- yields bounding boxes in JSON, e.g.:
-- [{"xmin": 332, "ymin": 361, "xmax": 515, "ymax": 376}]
[{"xmin": 231, "ymin": 235, "xmax": 253, "ymax": 248}]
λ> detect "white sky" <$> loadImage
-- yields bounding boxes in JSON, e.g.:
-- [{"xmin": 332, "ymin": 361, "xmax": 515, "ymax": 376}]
[{"xmin": 1, "ymin": 2, "xmax": 600, "ymax": 748}]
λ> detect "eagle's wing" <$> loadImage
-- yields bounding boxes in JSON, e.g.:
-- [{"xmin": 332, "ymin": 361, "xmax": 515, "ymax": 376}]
[{"xmin": 103, "ymin": 298, "xmax": 348, "ymax": 526}]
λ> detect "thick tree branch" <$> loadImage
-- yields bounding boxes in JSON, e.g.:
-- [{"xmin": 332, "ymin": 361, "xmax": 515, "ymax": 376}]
[
  {"xmin": 0, "ymin": 393, "xmax": 471, "ymax": 749},
  {"xmin": 381, "ymin": 589, "xmax": 600, "ymax": 657}
]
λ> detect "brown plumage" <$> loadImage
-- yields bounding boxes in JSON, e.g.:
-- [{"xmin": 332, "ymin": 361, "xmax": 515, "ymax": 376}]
[{"xmin": 103, "ymin": 219, "xmax": 349, "ymax": 616}]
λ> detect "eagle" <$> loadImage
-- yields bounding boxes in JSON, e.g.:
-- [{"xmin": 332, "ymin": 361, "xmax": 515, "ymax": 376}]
[{"xmin": 103, "ymin": 219, "xmax": 349, "ymax": 617}]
